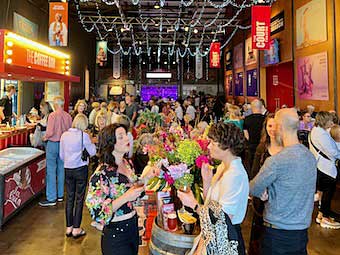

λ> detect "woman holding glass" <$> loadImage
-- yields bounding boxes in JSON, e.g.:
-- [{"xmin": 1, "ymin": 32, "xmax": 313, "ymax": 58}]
[
  {"xmin": 178, "ymin": 122, "xmax": 249, "ymax": 255},
  {"xmin": 86, "ymin": 124, "xmax": 157, "ymax": 255}
]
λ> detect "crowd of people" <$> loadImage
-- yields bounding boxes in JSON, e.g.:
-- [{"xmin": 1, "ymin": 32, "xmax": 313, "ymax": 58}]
[{"xmin": 33, "ymin": 92, "xmax": 340, "ymax": 255}]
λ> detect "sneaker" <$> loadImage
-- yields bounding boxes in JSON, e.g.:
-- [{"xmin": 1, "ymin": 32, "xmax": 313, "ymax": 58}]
[
  {"xmin": 57, "ymin": 197, "xmax": 64, "ymax": 202},
  {"xmin": 316, "ymin": 212, "xmax": 323, "ymax": 224},
  {"xmin": 320, "ymin": 217, "xmax": 340, "ymax": 229},
  {"xmin": 39, "ymin": 200, "xmax": 56, "ymax": 207}
]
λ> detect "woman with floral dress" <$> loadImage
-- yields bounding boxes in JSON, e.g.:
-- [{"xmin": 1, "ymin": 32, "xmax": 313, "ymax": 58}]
[{"xmin": 86, "ymin": 123, "xmax": 156, "ymax": 255}]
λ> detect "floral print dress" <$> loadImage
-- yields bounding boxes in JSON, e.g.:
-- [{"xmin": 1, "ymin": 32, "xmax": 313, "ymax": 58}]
[{"xmin": 86, "ymin": 162, "xmax": 137, "ymax": 225}]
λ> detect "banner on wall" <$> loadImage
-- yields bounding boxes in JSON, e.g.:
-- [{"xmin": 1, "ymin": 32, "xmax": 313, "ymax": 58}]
[
  {"xmin": 13, "ymin": 13, "xmax": 38, "ymax": 40},
  {"xmin": 195, "ymin": 55, "xmax": 203, "ymax": 79},
  {"xmin": 49, "ymin": 2, "xmax": 68, "ymax": 46},
  {"xmin": 226, "ymin": 74, "xmax": 233, "ymax": 96},
  {"xmin": 225, "ymin": 50, "xmax": 232, "ymax": 71},
  {"xmin": 246, "ymin": 69, "xmax": 258, "ymax": 97},
  {"xmin": 235, "ymin": 72, "xmax": 244, "ymax": 96},
  {"xmin": 251, "ymin": 5, "xmax": 271, "ymax": 50},
  {"xmin": 297, "ymin": 52, "xmax": 329, "ymax": 101},
  {"xmin": 113, "ymin": 53, "xmax": 121, "ymax": 79},
  {"xmin": 209, "ymin": 42, "xmax": 221, "ymax": 68},
  {"xmin": 96, "ymin": 41, "xmax": 108, "ymax": 67}
]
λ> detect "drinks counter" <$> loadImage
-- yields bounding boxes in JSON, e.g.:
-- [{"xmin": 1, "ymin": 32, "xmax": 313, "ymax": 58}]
[{"xmin": 0, "ymin": 147, "xmax": 46, "ymax": 229}]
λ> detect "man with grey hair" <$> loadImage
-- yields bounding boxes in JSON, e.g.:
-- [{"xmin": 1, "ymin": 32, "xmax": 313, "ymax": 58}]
[
  {"xmin": 250, "ymin": 108, "xmax": 316, "ymax": 255},
  {"xmin": 39, "ymin": 96, "xmax": 72, "ymax": 207},
  {"xmin": 243, "ymin": 99, "xmax": 266, "ymax": 171}
]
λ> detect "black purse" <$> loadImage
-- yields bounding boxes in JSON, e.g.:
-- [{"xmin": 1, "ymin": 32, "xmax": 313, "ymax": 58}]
[{"xmin": 81, "ymin": 131, "xmax": 90, "ymax": 162}]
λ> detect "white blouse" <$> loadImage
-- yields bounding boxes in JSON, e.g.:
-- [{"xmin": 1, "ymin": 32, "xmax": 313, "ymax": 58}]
[{"xmin": 209, "ymin": 158, "xmax": 249, "ymax": 225}]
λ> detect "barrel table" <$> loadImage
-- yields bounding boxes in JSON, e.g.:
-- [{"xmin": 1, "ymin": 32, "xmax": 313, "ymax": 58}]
[{"xmin": 149, "ymin": 219, "xmax": 198, "ymax": 255}]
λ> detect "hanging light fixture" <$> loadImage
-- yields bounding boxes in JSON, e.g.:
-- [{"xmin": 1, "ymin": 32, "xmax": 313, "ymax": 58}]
[
  {"xmin": 193, "ymin": 28, "xmax": 198, "ymax": 34},
  {"xmin": 154, "ymin": 2, "xmax": 160, "ymax": 9}
]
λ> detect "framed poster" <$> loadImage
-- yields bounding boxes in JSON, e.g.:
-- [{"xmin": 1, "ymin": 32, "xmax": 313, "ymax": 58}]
[
  {"xmin": 45, "ymin": 82, "xmax": 62, "ymax": 102},
  {"xmin": 233, "ymin": 43, "xmax": 243, "ymax": 70},
  {"xmin": 225, "ymin": 74, "xmax": 233, "ymax": 96},
  {"xmin": 96, "ymin": 41, "xmax": 108, "ymax": 67},
  {"xmin": 225, "ymin": 50, "xmax": 232, "ymax": 71},
  {"xmin": 296, "ymin": 0, "xmax": 327, "ymax": 49},
  {"xmin": 245, "ymin": 37, "xmax": 258, "ymax": 66},
  {"xmin": 246, "ymin": 69, "xmax": 258, "ymax": 97},
  {"xmin": 297, "ymin": 52, "xmax": 329, "ymax": 100},
  {"xmin": 235, "ymin": 72, "xmax": 244, "ymax": 96},
  {"xmin": 13, "ymin": 13, "xmax": 38, "ymax": 40}
]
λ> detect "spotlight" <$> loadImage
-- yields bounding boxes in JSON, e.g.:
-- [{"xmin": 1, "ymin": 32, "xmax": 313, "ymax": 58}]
[
  {"xmin": 193, "ymin": 28, "xmax": 198, "ymax": 34},
  {"xmin": 6, "ymin": 58, "xmax": 12, "ymax": 64},
  {"xmin": 184, "ymin": 27, "xmax": 189, "ymax": 32},
  {"xmin": 173, "ymin": 61, "xmax": 176, "ymax": 65},
  {"xmin": 7, "ymin": 41, "xmax": 13, "ymax": 47},
  {"xmin": 164, "ymin": 61, "xmax": 168, "ymax": 65}
]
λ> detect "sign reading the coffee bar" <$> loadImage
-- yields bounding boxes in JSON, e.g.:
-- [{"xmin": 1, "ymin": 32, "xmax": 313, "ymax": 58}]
[
  {"xmin": 251, "ymin": 6, "xmax": 271, "ymax": 50},
  {"xmin": 271, "ymin": 11, "xmax": 285, "ymax": 35}
]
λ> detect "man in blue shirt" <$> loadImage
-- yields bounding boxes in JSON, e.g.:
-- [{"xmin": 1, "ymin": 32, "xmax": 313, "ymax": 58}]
[{"xmin": 250, "ymin": 108, "xmax": 317, "ymax": 255}]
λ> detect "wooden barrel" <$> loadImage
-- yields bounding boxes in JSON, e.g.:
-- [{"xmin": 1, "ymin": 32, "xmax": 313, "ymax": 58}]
[{"xmin": 149, "ymin": 219, "xmax": 198, "ymax": 255}]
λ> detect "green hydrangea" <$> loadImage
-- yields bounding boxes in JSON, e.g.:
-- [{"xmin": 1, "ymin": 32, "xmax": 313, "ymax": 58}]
[
  {"xmin": 176, "ymin": 140, "xmax": 202, "ymax": 166},
  {"xmin": 174, "ymin": 173, "xmax": 194, "ymax": 190}
]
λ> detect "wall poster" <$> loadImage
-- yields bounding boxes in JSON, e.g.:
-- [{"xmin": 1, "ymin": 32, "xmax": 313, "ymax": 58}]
[
  {"xmin": 245, "ymin": 37, "xmax": 258, "ymax": 66},
  {"xmin": 49, "ymin": 2, "xmax": 68, "ymax": 46},
  {"xmin": 297, "ymin": 52, "xmax": 329, "ymax": 100},
  {"xmin": 296, "ymin": 0, "xmax": 327, "ymax": 49},
  {"xmin": 235, "ymin": 72, "xmax": 244, "ymax": 96},
  {"xmin": 233, "ymin": 43, "xmax": 243, "ymax": 70},
  {"xmin": 225, "ymin": 74, "xmax": 233, "ymax": 96},
  {"xmin": 246, "ymin": 69, "xmax": 258, "ymax": 97}
]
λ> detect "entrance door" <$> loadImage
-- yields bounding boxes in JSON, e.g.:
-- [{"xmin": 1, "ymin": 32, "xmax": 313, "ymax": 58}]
[{"xmin": 266, "ymin": 61, "xmax": 294, "ymax": 112}]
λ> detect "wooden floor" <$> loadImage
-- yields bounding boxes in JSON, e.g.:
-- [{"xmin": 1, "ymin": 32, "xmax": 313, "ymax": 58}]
[{"xmin": 0, "ymin": 190, "xmax": 340, "ymax": 255}]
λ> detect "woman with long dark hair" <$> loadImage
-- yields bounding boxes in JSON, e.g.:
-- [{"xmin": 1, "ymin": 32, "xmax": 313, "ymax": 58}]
[
  {"xmin": 248, "ymin": 113, "xmax": 283, "ymax": 255},
  {"xmin": 86, "ymin": 124, "xmax": 157, "ymax": 255}
]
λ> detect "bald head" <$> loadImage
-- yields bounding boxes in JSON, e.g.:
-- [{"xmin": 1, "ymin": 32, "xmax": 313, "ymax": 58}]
[
  {"xmin": 251, "ymin": 99, "xmax": 263, "ymax": 113},
  {"xmin": 275, "ymin": 108, "xmax": 299, "ymax": 133}
]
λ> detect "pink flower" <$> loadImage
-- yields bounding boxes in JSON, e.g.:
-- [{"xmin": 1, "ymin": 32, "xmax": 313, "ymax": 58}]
[
  {"xmin": 195, "ymin": 155, "xmax": 210, "ymax": 168},
  {"xmin": 197, "ymin": 139, "xmax": 210, "ymax": 151},
  {"xmin": 164, "ymin": 172, "xmax": 175, "ymax": 185}
]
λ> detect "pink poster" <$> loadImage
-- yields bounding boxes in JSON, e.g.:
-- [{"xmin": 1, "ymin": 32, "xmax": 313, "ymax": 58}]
[{"xmin": 297, "ymin": 52, "xmax": 329, "ymax": 100}]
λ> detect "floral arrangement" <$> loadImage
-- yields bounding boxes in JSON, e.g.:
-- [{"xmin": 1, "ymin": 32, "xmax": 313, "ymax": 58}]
[
  {"xmin": 136, "ymin": 109, "xmax": 163, "ymax": 133},
  {"xmin": 176, "ymin": 140, "xmax": 202, "ymax": 166}
]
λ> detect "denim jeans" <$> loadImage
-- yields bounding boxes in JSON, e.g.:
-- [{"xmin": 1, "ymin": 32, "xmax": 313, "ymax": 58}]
[
  {"xmin": 262, "ymin": 227, "xmax": 308, "ymax": 255},
  {"xmin": 65, "ymin": 166, "xmax": 88, "ymax": 228},
  {"xmin": 46, "ymin": 141, "xmax": 64, "ymax": 201}
]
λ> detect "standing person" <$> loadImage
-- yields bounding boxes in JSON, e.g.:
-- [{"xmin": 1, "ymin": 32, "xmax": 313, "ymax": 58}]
[
  {"xmin": 119, "ymin": 100, "xmax": 126, "ymax": 115},
  {"xmin": 125, "ymin": 95, "xmax": 138, "ymax": 125},
  {"xmin": 299, "ymin": 110, "xmax": 314, "ymax": 131},
  {"xmin": 175, "ymin": 101, "xmax": 184, "ymax": 124},
  {"xmin": 260, "ymin": 98, "xmax": 269, "ymax": 116},
  {"xmin": 39, "ymin": 96, "xmax": 72, "ymax": 206},
  {"xmin": 0, "ymin": 84, "xmax": 17, "ymax": 124},
  {"xmin": 86, "ymin": 124, "xmax": 157, "ymax": 255},
  {"xmin": 243, "ymin": 99, "xmax": 266, "ymax": 172},
  {"xmin": 185, "ymin": 100, "xmax": 196, "ymax": 126},
  {"xmin": 250, "ymin": 108, "xmax": 317, "ymax": 255},
  {"xmin": 224, "ymin": 105, "xmax": 244, "ymax": 130},
  {"xmin": 88, "ymin": 102, "xmax": 100, "ymax": 128},
  {"xmin": 309, "ymin": 111, "xmax": 340, "ymax": 228},
  {"xmin": 60, "ymin": 114, "xmax": 96, "ymax": 238},
  {"xmin": 37, "ymin": 101, "xmax": 53, "ymax": 147},
  {"xmin": 149, "ymin": 99, "xmax": 159, "ymax": 113},
  {"xmin": 200, "ymin": 105, "xmax": 213, "ymax": 123},
  {"xmin": 70, "ymin": 100, "xmax": 88, "ymax": 120},
  {"xmin": 178, "ymin": 122, "xmax": 249, "ymax": 254},
  {"xmin": 248, "ymin": 114, "xmax": 283, "ymax": 255}
]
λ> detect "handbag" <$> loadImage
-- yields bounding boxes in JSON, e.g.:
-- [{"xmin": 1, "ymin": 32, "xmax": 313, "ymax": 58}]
[
  {"xmin": 30, "ymin": 126, "xmax": 43, "ymax": 147},
  {"xmin": 81, "ymin": 131, "xmax": 90, "ymax": 162}
]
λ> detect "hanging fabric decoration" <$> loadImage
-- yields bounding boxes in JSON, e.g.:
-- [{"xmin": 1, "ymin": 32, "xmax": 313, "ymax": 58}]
[
  {"xmin": 128, "ymin": 53, "xmax": 132, "ymax": 79},
  {"xmin": 251, "ymin": 5, "xmax": 271, "ymax": 50},
  {"xmin": 195, "ymin": 55, "xmax": 203, "ymax": 79},
  {"xmin": 186, "ymin": 54, "xmax": 190, "ymax": 80},
  {"xmin": 113, "ymin": 52, "xmax": 121, "ymax": 79},
  {"xmin": 209, "ymin": 42, "xmax": 221, "ymax": 68}
]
